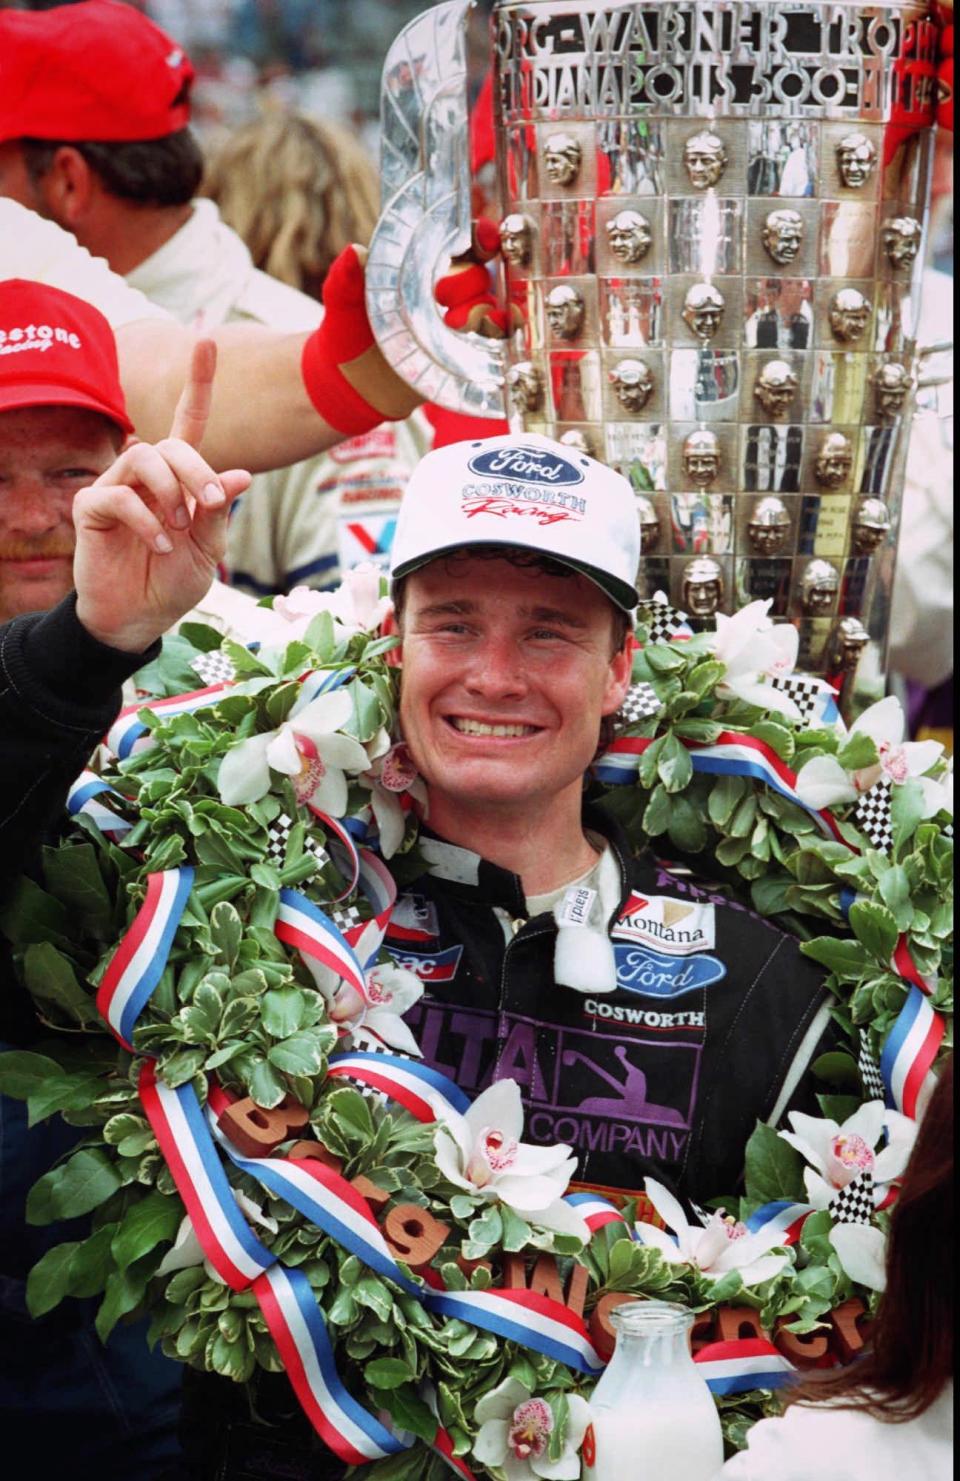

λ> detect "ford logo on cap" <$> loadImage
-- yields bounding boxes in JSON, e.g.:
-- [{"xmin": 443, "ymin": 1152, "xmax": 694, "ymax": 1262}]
[{"xmin": 468, "ymin": 444, "xmax": 585, "ymax": 486}]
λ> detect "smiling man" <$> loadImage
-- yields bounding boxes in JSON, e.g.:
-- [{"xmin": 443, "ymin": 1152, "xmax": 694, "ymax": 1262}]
[{"xmin": 382, "ymin": 433, "xmax": 833, "ymax": 1206}]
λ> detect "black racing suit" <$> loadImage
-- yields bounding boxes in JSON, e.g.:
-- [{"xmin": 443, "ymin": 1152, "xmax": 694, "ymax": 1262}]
[{"xmin": 386, "ymin": 806, "xmax": 834, "ymax": 1204}]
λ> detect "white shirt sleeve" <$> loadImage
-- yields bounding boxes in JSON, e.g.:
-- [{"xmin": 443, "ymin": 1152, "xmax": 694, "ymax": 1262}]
[
  {"xmin": 0, "ymin": 200, "xmax": 170, "ymax": 328},
  {"xmin": 886, "ymin": 268, "xmax": 954, "ymax": 689},
  {"xmin": 713, "ymin": 1390, "xmax": 954, "ymax": 1481}
]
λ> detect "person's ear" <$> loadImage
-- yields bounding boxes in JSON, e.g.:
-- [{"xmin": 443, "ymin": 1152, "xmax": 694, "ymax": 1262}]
[
  {"xmin": 382, "ymin": 605, "xmax": 403, "ymax": 668},
  {"xmin": 601, "ymin": 631, "xmax": 634, "ymax": 717},
  {"xmin": 40, "ymin": 147, "xmax": 96, "ymax": 230}
]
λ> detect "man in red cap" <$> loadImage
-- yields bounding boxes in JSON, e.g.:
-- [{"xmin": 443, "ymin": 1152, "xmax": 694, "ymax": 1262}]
[
  {"xmin": 0, "ymin": 279, "xmax": 254, "ymax": 1478},
  {"xmin": 0, "ymin": 6, "xmax": 421, "ymax": 480},
  {"xmin": 0, "ymin": 0, "xmax": 430, "ymax": 597},
  {"xmin": 0, "ymin": 278, "xmax": 133, "ymax": 622},
  {"xmin": 0, "ymin": 277, "xmax": 257, "ymax": 634}
]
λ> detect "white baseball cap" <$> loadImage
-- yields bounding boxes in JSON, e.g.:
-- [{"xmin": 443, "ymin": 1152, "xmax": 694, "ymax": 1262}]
[{"xmin": 390, "ymin": 433, "xmax": 640, "ymax": 612}]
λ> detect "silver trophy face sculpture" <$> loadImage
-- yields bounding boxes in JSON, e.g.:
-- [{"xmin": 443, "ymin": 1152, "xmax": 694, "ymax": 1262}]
[{"xmin": 368, "ymin": 0, "xmax": 943, "ymax": 695}]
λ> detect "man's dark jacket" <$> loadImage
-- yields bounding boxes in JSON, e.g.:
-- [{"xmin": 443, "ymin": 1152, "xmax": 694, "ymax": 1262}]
[
  {"xmin": 387, "ymin": 809, "xmax": 833, "ymax": 1202},
  {"xmin": 0, "ymin": 595, "xmax": 159, "ymax": 1041}
]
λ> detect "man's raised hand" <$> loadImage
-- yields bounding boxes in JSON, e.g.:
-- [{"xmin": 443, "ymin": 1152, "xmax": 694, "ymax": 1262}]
[{"xmin": 73, "ymin": 340, "xmax": 251, "ymax": 653}]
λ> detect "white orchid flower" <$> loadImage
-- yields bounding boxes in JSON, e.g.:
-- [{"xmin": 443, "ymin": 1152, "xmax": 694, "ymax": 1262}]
[
  {"xmin": 157, "ymin": 1190, "xmax": 278, "ymax": 1277},
  {"xmin": 829, "ymin": 1222, "xmax": 887, "ymax": 1291},
  {"xmin": 472, "ymin": 1376, "xmax": 591, "ymax": 1481},
  {"xmin": 359, "ymin": 743, "xmax": 429, "ymax": 858},
  {"xmin": 634, "ymin": 1178, "xmax": 789, "ymax": 1287},
  {"xmin": 307, "ymin": 956, "xmax": 425, "ymax": 1058},
  {"xmin": 794, "ymin": 695, "xmax": 945, "ymax": 812},
  {"xmin": 709, "ymin": 599, "xmax": 803, "ymax": 720},
  {"xmin": 217, "ymin": 686, "xmax": 370, "ymax": 814},
  {"xmin": 779, "ymin": 1101, "xmax": 916, "ymax": 1209},
  {"xmin": 271, "ymin": 564, "xmax": 393, "ymax": 641},
  {"xmin": 434, "ymin": 1080, "xmax": 588, "ymax": 1239}
]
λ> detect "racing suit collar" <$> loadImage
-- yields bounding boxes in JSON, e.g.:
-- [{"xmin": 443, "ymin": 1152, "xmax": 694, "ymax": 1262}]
[{"xmin": 416, "ymin": 803, "xmax": 636, "ymax": 924}]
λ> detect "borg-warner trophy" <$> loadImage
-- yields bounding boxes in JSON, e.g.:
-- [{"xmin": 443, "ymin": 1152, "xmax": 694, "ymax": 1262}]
[{"xmin": 365, "ymin": 0, "xmax": 947, "ymax": 709}]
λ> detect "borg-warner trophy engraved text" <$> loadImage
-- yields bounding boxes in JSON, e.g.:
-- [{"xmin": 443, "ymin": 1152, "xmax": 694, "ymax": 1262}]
[{"xmin": 368, "ymin": 0, "xmax": 942, "ymax": 702}]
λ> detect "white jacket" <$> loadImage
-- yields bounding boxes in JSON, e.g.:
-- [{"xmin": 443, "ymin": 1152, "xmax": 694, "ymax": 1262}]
[
  {"xmin": 715, "ymin": 1384, "xmax": 953, "ymax": 1481},
  {"xmin": 0, "ymin": 199, "xmax": 167, "ymax": 327},
  {"xmin": 127, "ymin": 200, "xmax": 430, "ymax": 596},
  {"xmin": 887, "ymin": 268, "xmax": 954, "ymax": 690}
]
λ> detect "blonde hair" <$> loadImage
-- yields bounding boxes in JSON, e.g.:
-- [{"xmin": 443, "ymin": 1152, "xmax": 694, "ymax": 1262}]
[{"xmin": 201, "ymin": 114, "xmax": 380, "ymax": 300}]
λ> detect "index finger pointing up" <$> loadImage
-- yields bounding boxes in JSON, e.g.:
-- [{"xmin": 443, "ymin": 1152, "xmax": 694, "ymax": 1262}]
[{"xmin": 169, "ymin": 338, "xmax": 218, "ymax": 449}]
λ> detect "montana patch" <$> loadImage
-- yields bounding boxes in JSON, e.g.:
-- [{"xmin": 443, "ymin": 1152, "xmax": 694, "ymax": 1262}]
[{"xmin": 613, "ymin": 893, "xmax": 716, "ymax": 955}]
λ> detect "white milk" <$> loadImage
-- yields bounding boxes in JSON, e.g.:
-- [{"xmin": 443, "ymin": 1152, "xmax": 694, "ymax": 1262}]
[{"xmin": 582, "ymin": 1300, "xmax": 724, "ymax": 1481}]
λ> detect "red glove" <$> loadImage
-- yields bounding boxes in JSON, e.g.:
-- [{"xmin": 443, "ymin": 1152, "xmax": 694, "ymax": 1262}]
[
  {"xmin": 300, "ymin": 244, "xmax": 421, "ymax": 434},
  {"xmin": 434, "ymin": 219, "xmax": 524, "ymax": 339}
]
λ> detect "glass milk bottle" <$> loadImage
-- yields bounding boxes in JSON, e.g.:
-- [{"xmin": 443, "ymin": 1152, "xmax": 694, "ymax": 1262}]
[{"xmin": 582, "ymin": 1300, "xmax": 723, "ymax": 1481}]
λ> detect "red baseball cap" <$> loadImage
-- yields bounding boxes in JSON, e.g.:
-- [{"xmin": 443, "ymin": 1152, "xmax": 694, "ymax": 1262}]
[
  {"xmin": 0, "ymin": 280, "xmax": 133, "ymax": 433},
  {"xmin": 0, "ymin": 0, "xmax": 194, "ymax": 145}
]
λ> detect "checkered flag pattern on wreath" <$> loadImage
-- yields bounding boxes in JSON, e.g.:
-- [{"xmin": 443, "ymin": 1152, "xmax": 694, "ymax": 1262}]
[
  {"xmin": 266, "ymin": 814, "xmax": 330, "ymax": 872},
  {"xmin": 329, "ymin": 902, "xmax": 365, "ymax": 936},
  {"xmin": 829, "ymin": 1170, "xmax": 876, "ymax": 1225},
  {"xmin": 768, "ymin": 673, "xmax": 826, "ymax": 727},
  {"xmin": 852, "ymin": 780, "xmax": 895, "ymax": 854},
  {"xmin": 636, "ymin": 597, "xmax": 691, "ymax": 644},
  {"xmin": 347, "ymin": 1029, "xmax": 407, "ymax": 1108},
  {"xmin": 858, "ymin": 1035, "xmax": 886, "ymax": 1102},
  {"xmin": 616, "ymin": 681, "xmax": 662, "ymax": 729},
  {"xmin": 190, "ymin": 650, "xmax": 237, "ymax": 687}
]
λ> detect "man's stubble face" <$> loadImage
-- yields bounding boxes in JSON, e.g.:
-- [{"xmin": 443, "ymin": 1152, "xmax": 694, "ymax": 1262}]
[
  {"xmin": 388, "ymin": 559, "xmax": 631, "ymax": 831},
  {"xmin": 0, "ymin": 406, "xmax": 120, "ymax": 621}
]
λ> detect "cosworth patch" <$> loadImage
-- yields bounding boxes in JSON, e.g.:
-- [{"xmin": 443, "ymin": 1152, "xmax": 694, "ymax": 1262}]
[{"xmin": 613, "ymin": 892, "xmax": 716, "ymax": 955}]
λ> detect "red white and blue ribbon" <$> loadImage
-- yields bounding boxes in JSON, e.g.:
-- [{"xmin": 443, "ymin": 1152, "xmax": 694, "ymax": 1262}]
[
  {"xmin": 424, "ymin": 1288, "xmax": 605, "ymax": 1375},
  {"xmin": 275, "ymin": 846, "xmax": 396, "ymax": 997},
  {"xmin": 206, "ymin": 1086, "xmax": 421, "ymax": 1297},
  {"xmin": 694, "ymin": 1338, "xmax": 796, "ymax": 1395},
  {"xmin": 139, "ymin": 1063, "xmax": 274, "ymax": 1290},
  {"xmin": 839, "ymin": 889, "xmax": 944, "ymax": 1119},
  {"xmin": 743, "ymin": 1200, "xmax": 813, "ymax": 1246},
  {"xmin": 349, "ymin": 848, "xmax": 398, "ymax": 955},
  {"xmin": 105, "ymin": 684, "xmax": 232, "ymax": 760},
  {"xmin": 276, "ymin": 888, "xmax": 371, "ymax": 1003},
  {"xmin": 96, "ymin": 867, "xmax": 194, "ymax": 1048},
  {"xmin": 253, "ymin": 1265, "xmax": 407, "ymax": 1465},
  {"xmin": 563, "ymin": 1192, "xmax": 627, "ymax": 1233},
  {"xmin": 140, "ymin": 1069, "xmax": 436, "ymax": 1466},
  {"xmin": 141, "ymin": 1071, "xmax": 465, "ymax": 1467},
  {"xmin": 891, "ymin": 936, "xmax": 938, "ymax": 996},
  {"xmin": 595, "ymin": 731, "xmax": 846, "ymax": 842},
  {"xmin": 592, "ymin": 736, "xmax": 651, "ymax": 785},
  {"xmin": 880, "ymin": 983, "xmax": 944, "ymax": 1119},
  {"xmin": 67, "ymin": 770, "xmax": 133, "ymax": 840},
  {"xmin": 311, "ymin": 812, "xmax": 362, "ymax": 899},
  {"xmin": 326, "ymin": 1050, "xmax": 472, "ymax": 1122}
]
